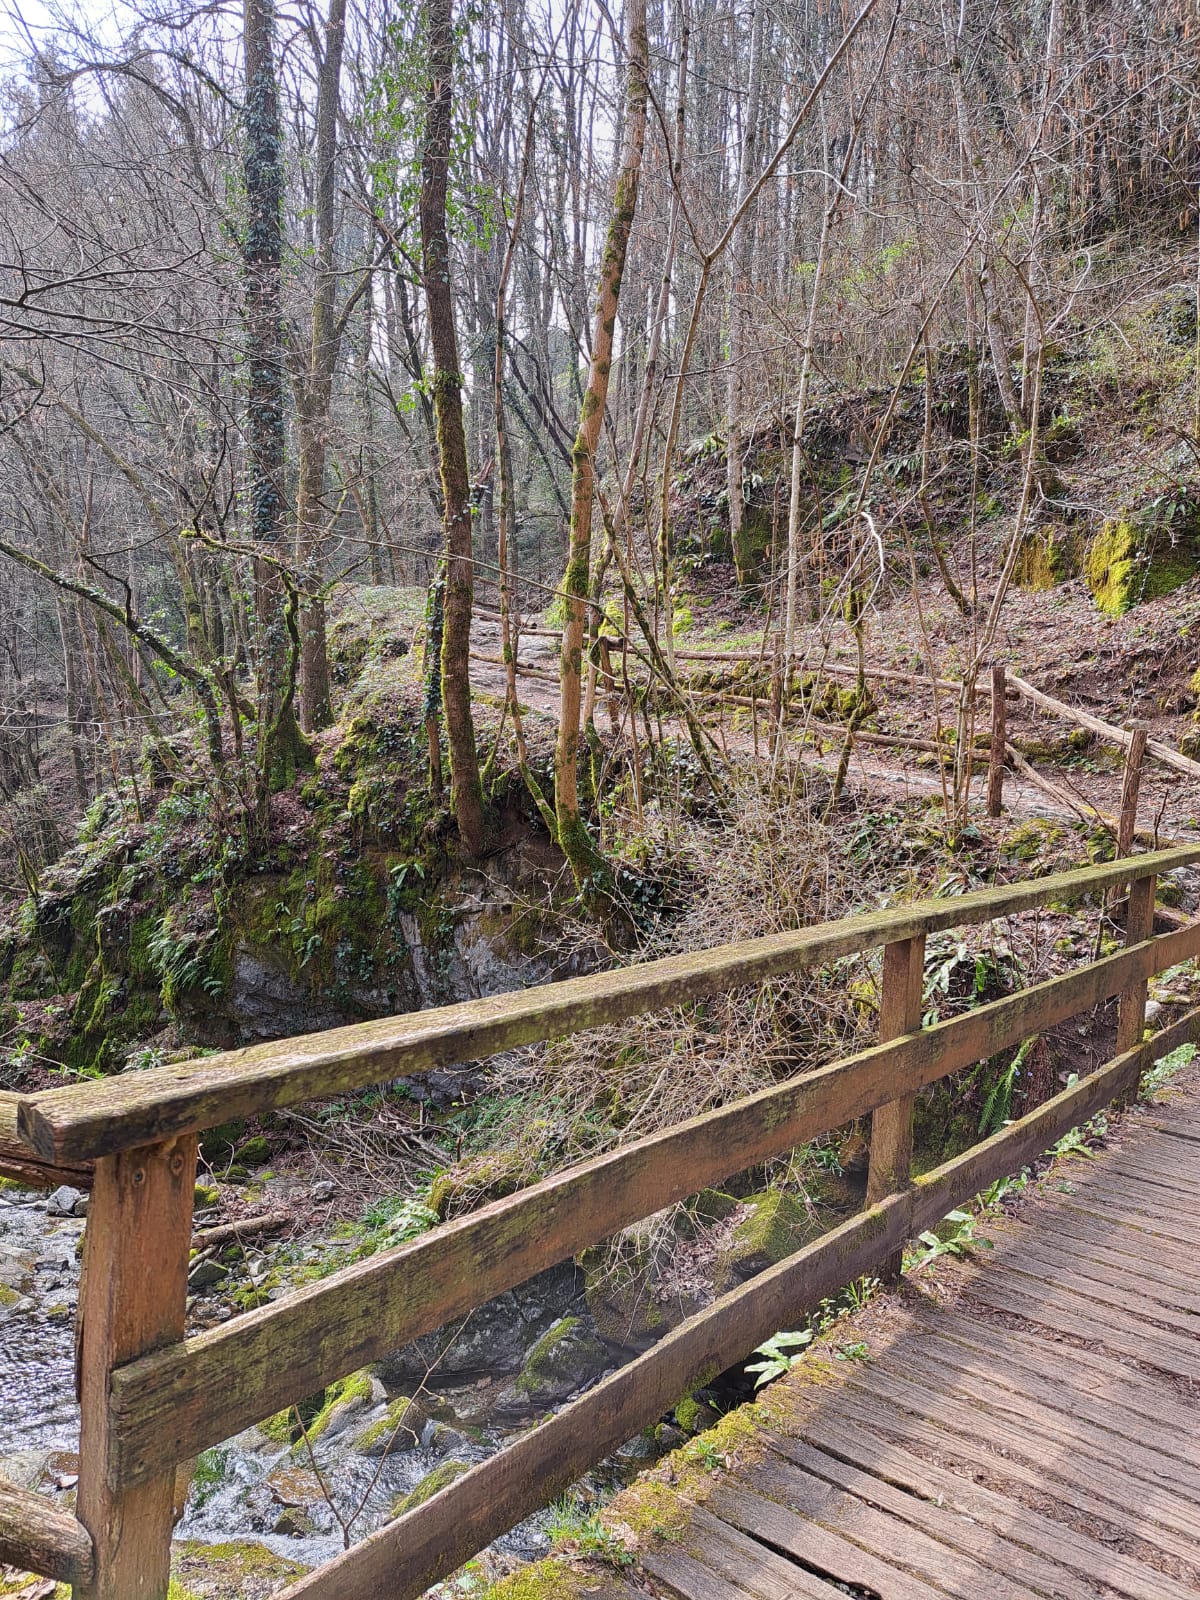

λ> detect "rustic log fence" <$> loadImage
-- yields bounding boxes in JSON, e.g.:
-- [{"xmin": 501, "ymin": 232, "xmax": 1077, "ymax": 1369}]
[{"xmin": 2, "ymin": 845, "xmax": 1200, "ymax": 1597}]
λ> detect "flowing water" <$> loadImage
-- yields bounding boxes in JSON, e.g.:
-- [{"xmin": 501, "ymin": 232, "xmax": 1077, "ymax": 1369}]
[{"xmin": 0, "ymin": 1186, "xmax": 642, "ymax": 1583}]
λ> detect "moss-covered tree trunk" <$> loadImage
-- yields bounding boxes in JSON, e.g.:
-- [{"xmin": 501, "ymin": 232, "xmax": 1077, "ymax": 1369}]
[
  {"xmin": 295, "ymin": 0, "xmax": 347, "ymax": 736},
  {"xmin": 420, "ymin": 0, "xmax": 485, "ymax": 857},
  {"xmin": 555, "ymin": 0, "xmax": 648, "ymax": 896},
  {"xmin": 243, "ymin": 0, "xmax": 310, "ymax": 803}
]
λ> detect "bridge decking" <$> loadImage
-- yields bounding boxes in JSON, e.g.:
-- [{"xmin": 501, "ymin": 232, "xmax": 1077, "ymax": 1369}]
[{"xmin": 609, "ymin": 1086, "xmax": 1200, "ymax": 1600}]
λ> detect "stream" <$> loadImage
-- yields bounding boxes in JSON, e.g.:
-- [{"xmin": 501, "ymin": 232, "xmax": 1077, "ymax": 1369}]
[{"xmin": 0, "ymin": 1184, "xmax": 656, "ymax": 1585}]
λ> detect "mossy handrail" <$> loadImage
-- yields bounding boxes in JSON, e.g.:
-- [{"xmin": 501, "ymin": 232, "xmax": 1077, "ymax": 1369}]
[
  {"xmin": 17, "ymin": 845, "xmax": 1200, "ymax": 1165},
  {"xmin": 4, "ymin": 842, "xmax": 1199, "ymax": 1599}
]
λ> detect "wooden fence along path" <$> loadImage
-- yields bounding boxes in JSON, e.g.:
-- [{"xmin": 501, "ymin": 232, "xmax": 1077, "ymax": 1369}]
[
  {"xmin": 2, "ymin": 845, "xmax": 1200, "ymax": 1597},
  {"xmin": 618, "ymin": 1084, "xmax": 1200, "ymax": 1600}
]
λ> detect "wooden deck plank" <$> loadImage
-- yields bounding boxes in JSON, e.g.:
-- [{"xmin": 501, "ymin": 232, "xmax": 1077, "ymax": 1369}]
[
  {"xmin": 956, "ymin": 1268, "xmax": 1200, "ymax": 1378},
  {"xmin": 908, "ymin": 1311, "xmax": 1200, "ymax": 1457},
  {"xmin": 1048, "ymin": 1190, "xmax": 1200, "ymax": 1247},
  {"xmin": 856, "ymin": 1340, "xmax": 1200, "ymax": 1503},
  {"xmin": 985, "ymin": 1227, "xmax": 1200, "ymax": 1312},
  {"xmin": 640, "ymin": 1504, "xmax": 849, "ymax": 1599},
  {"xmin": 979, "ymin": 1244, "xmax": 1200, "ymax": 1334},
  {"xmin": 1010, "ymin": 1207, "xmax": 1200, "ymax": 1288},
  {"xmin": 1053, "ymin": 1171, "xmax": 1200, "ymax": 1223},
  {"xmin": 763, "ymin": 1427, "xmax": 1200, "ymax": 1600},
  {"xmin": 808, "ymin": 1383, "xmax": 1200, "ymax": 1557},
  {"xmin": 829, "ymin": 1353, "xmax": 1200, "ymax": 1513},
  {"xmin": 915, "ymin": 1307, "xmax": 1200, "ymax": 1422},
  {"xmin": 710, "ymin": 1478, "xmax": 1006, "ymax": 1600}
]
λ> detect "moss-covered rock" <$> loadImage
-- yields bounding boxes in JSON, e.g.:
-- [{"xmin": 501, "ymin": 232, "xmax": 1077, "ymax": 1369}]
[
  {"xmin": 478, "ymin": 1564, "xmax": 587, "ymax": 1600},
  {"xmin": 352, "ymin": 1393, "xmax": 430, "ymax": 1456},
  {"xmin": 391, "ymin": 1458, "xmax": 471, "ymax": 1517},
  {"xmin": 713, "ymin": 1191, "xmax": 813, "ymax": 1291},
  {"xmin": 674, "ymin": 1393, "xmax": 720, "ymax": 1435},
  {"xmin": 1013, "ymin": 527, "xmax": 1081, "ymax": 590},
  {"xmin": 514, "ymin": 1316, "xmax": 608, "ymax": 1404},
  {"xmin": 304, "ymin": 1370, "xmax": 380, "ymax": 1444},
  {"xmin": 1085, "ymin": 490, "xmax": 1200, "ymax": 615},
  {"xmin": 173, "ymin": 1540, "xmax": 304, "ymax": 1598},
  {"xmin": 583, "ymin": 1245, "xmax": 696, "ymax": 1351}
]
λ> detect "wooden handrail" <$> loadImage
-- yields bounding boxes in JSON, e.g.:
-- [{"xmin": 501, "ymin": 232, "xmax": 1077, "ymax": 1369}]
[
  {"xmin": 272, "ymin": 1005, "xmax": 1200, "ymax": 1600},
  {"xmin": 0, "ymin": 1477, "xmax": 95, "ymax": 1586},
  {"xmin": 102, "ymin": 918, "xmax": 1200, "ymax": 1485},
  {"xmin": 10, "ymin": 848, "xmax": 1199, "ymax": 1599},
  {"xmin": 1007, "ymin": 672, "xmax": 1200, "ymax": 782},
  {"xmin": 20, "ymin": 844, "xmax": 1200, "ymax": 1165}
]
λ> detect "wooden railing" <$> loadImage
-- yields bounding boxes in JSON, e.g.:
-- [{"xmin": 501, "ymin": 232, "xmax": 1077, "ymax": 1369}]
[{"xmin": 3, "ymin": 844, "xmax": 1200, "ymax": 1599}]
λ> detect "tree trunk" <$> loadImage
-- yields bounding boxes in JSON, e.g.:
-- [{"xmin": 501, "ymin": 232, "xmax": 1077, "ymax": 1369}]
[
  {"xmin": 726, "ymin": 0, "xmax": 766, "ymax": 586},
  {"xmin": 296, "ymin": 0, "xmax": 347, "ymax": 734},
  {"xmin": 243, "ymin": 0, "xmax": 309, "ymax": 801},
  {"xmin": 420, "ymin": 0, "xmax": 485, "ymax": 857},
  {"xmin": 555, "ymin": 0, "xmax": 649, "ymax": 900}
]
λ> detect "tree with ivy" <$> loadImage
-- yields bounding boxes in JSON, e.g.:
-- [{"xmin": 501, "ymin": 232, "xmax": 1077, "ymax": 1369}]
[
  {"xmin": 243, "ymin": 0, "xmax": 311, "ymax": 812},
  {"xmin": 419, "ymin": 0, "xmax": 486, "ymax": 856}
]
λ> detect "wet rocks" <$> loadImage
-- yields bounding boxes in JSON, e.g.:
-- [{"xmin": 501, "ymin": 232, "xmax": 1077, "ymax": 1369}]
[
  {"xmin": 511, "ymin": 1317, "xmax": 609, "ymax": 1407},
  {"xmin": 374, "ymin": 1263, "xmax": 584, "ymax": 1385},
  {"xmin": 352, "ymin": 1394, "xmax": 431, "ymax": 1457},
  {"xmin": 46, "ymin": 1186, "xmax": 86, "ymax": 1219}
]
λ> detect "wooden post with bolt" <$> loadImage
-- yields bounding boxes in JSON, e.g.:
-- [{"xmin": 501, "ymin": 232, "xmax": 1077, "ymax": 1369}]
[
  {"xmin": 75, "ymin": 1134, "xmax": 197, "ymax": 1600},
  {"xmin": 987, "ymin": 663, "xmax": 1006, "ymax": 818},
  {"xmin": 867, "ymin": 933, "xmax": 927, "ymax": 1278},
  {"xmin": 1117, "ymin": 871, "xmax": 1157, "ymax": 1071}
]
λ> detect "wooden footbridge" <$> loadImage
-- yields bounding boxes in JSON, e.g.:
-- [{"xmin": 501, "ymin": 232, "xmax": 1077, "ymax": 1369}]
[{"xmin": 2, "ymin": 844, "xmax": 1200, "ymax": 1599}]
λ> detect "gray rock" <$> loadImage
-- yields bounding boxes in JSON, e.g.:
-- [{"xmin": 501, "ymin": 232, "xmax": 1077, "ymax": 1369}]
[
  {"xmin": 188, "ymin": 1258, "xmax": 226, "ymax": 1288},
  {"xmin": 311, "ymin": 1181, "xmax": 335, "ymax": 1203},
  {"xmin": 47, "ymin": 1187, "xmax": 83, "ymax": 1219},
  {"xmin": 352, "ymin": 1394, "xmax": 431, "ymax": 1457},
  {"xmin": 511, "ymin": 1315, "xmax": 608, "ymax": 1406},
  {"xmin": 375, "ymin": 1263, "xmax": 583, "ymax": 1384}
]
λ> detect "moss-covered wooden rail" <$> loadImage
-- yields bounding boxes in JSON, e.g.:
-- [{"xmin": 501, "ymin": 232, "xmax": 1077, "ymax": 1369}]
[{"xmin": 3, "ymin": 843, "xmax": 1200, "ymax": 1599}]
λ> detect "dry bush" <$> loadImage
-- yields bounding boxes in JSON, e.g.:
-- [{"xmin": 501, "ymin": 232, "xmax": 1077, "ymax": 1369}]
[{"xmin": 440, "ymin": 760, "xmax": 877, "ymax": 1220}]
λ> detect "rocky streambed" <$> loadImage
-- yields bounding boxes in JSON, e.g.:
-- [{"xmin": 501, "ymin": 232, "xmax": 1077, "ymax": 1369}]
[{"xmin": 0, "ymin": 1157, "xmax": 853, "ymax": 1594}]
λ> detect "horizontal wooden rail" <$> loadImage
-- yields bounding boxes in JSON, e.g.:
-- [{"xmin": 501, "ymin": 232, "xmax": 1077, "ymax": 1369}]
[
  {"xmin": 20, "ymin": 845, "xmax": 1200, "ymax": 1166},
  {"xmin": 0, "ymin": 1477, "xmax": 95, "ymax": 1586},
  {"xmin": 103, "ymin": 917, "xmax": 1200, "ymax": 1485},
  {"xmin": 1007, "ymin": 673, "xmax": 1200, "ymax": 781},
  {"xmin": 271, "ymin": 1001, "xmax": 1200, "ymax": 1600},
  {"xmin": 0, "ymin": 1092, "xmax": 93, "ymax": 1189}
]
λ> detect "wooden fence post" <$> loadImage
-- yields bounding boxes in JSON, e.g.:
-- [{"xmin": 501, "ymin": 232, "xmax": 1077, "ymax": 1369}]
[
  {"xmin": 76, "ymin": 1134, "xmax": 197, "ymax": 1600},
  {"xmin": 1117, "ymin": 724, "xmax": 1148, "ymax": 860},
  {"xmin": 987, "ymin": 664, "xmax": 1006, "ymax": 818},
  {"xmin": 1116, "ymin": 870, "xmax": 1157, "ymax": 1079},
  {"xmin": 867, "ymin": 933, "xmax": 927, "ymax": 1279}
]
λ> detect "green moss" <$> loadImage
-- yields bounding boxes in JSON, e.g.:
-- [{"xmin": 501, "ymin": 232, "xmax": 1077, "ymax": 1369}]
[
  {"xmin": 515, "ymin": 1317, "xmax": 606, "ymax": 1397},
  {"xmin": 1002, "ymin": 818, "xmax": 1066, "ymax": 863},
  {"xmin": 174, "ymin": 1540, "xmax": 303, "ymax": 1588},
  {"xmin": 1085, "ymin": 506, "xmax": 1200, "ymax": 615},
  {"xmin": 304, "ymin": 1370, "xmax": 374, "ymax": 1442},
  {"xmin": 478, "ymin": 1563, "xmax": 584, "ymax": 1600},
  {"xmin": 1013, "ymin": 528, "xmax": 1080, "ymax": 590},
  {"xmin": 194, "ymin": 1184, "xmax": 220, "ymax": 1207},
  {"xmin": 392, "ymin": 1458, "xmax": 470, "ymax": 1517},
  {"xmin": 714, "ymin": 1191, "xmax": 810, "ymax": 1289},
  {"xmin": 353, "ymin": 1394, "xmax": 427, "ymax": 1453},
  {"xmin": 674, "ymin": 1393, "xmax": 719, "ymax": 1435},
  {"xmin": 259, "ymin": 1408, "xmax": 297, "ymax": 1444}
]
